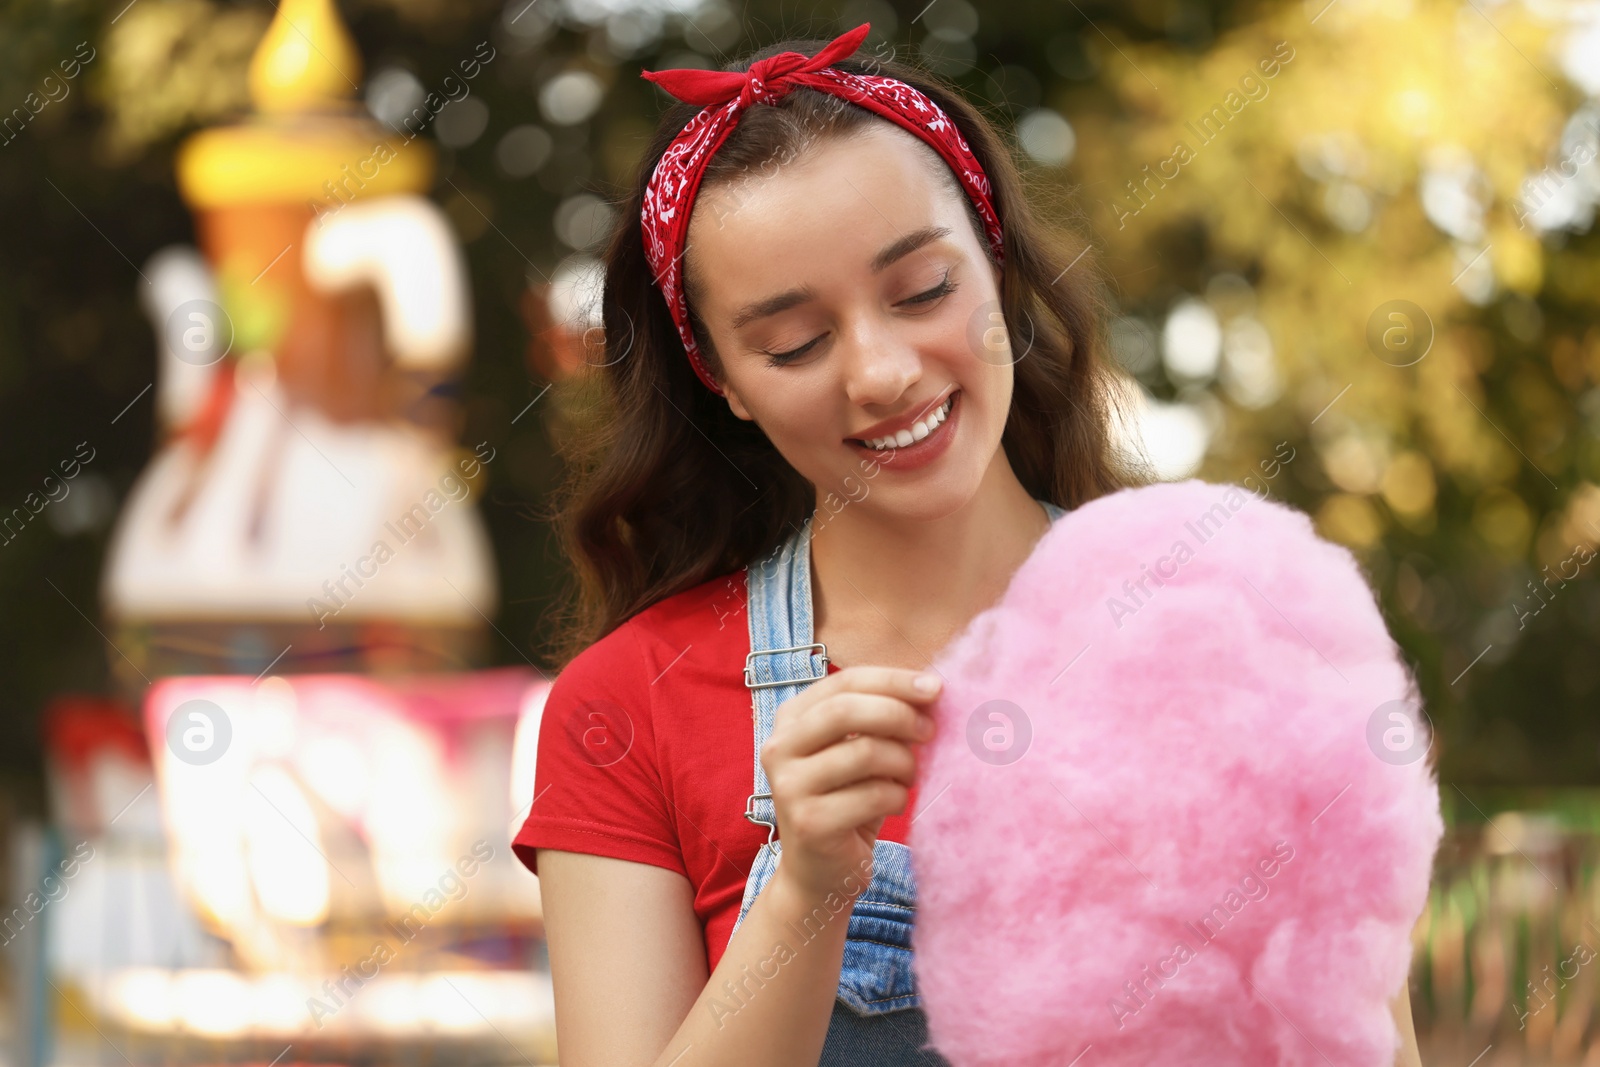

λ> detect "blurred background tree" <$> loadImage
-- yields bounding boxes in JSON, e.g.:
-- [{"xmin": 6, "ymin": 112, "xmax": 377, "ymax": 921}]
[{"xmin": 2, "ymin": 0, "xmax": 1598, "ymax": 820}]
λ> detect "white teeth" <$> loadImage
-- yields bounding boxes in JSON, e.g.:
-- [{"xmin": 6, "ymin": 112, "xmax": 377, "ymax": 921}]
[{"xmin": 861, "ymin": 393, "xmax": 954, "ymax": 451}]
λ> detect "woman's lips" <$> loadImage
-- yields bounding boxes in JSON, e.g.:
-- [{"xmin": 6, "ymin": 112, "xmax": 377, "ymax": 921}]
[{"xmin": 845, "ymin": 390, "xmax": 961, "ymax": 472}]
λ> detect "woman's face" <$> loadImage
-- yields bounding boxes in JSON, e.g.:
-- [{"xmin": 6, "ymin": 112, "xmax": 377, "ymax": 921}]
[{"xmin": 684, "ymin": 122, "xmax": 1016, "ymax": 523}]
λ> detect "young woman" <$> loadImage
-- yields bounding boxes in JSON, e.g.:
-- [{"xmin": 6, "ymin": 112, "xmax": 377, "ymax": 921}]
[{"xmin": 511, "ymin": 24, "xmax": 1423, "ymax": 1067}]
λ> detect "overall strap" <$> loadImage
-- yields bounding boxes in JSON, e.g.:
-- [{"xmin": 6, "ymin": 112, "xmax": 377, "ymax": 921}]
[{"xmin": 744, "ymin": 519, "xmax": 829, "ymax": 841}]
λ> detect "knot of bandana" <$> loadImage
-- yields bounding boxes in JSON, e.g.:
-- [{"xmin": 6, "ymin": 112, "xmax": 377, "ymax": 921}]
[
  {"xmin": 640, "ymin": 22, "xmax": 864, "ymax": 107},
  {"xmin": 638, "ymin": 22, "xmax": 1006, "ymax": 396}
]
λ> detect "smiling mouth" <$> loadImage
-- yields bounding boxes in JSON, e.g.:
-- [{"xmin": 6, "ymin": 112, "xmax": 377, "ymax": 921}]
[{"xmin": 848, "ymin": 391, "xmax": 959, "ymax": 451}]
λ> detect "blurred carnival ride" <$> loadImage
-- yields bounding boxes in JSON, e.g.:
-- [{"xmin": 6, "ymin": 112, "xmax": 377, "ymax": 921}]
[
  {"xmin": 107, "ymin": 0, "xmax": 493, "ymax": 680},
  {"xmin": 7, "ymin": 0, "xmax": 556, "ymax": 1063}
]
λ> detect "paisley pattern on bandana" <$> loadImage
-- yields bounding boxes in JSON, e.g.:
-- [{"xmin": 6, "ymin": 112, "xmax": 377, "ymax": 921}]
[{"xmin": 639, "ymin": 23, "xmax": 1006, "ymax": 397}]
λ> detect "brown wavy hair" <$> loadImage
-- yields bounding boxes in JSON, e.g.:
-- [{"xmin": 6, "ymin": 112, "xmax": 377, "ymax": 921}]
[{"xmin": 542, "ymin": 32, "xmax": 1148, "ymax": 669}]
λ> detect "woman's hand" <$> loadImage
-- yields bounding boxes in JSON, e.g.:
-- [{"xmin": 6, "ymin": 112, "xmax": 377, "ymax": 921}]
[{"xmin": 759, "ymin": 666, "xmax": 942, "ymax": 902}]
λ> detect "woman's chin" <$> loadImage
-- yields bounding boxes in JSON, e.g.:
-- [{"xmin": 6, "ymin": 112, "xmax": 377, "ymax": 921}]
[{"xmin": 829, "ymin": 472, "xmax": 992, "ymax": 527}]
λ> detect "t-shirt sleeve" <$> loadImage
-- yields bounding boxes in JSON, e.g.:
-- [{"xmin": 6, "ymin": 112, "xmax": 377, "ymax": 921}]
[{"xmin": 511, "ymin": 622, "xmax": 684, "ymax": 879}]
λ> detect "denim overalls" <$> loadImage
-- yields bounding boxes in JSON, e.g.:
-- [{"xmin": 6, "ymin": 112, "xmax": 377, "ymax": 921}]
[{"xmin": 730, "ymin": 499, "xmax": 1067, "ymax": 1065}]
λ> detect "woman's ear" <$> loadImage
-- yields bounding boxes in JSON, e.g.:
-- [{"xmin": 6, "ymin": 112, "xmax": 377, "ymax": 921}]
[{"xmin": 723, "ymin": 382, "xmax": 754, "ymax": 421}]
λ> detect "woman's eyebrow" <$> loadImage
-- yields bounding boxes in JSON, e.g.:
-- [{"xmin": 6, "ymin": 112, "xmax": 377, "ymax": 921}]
[
  {"xmin": 731, "ymin": 285, "xmax": 819, "ymax": 330},
  {"xmin": 729, "ymin": 225, "xmax": 954, "ymax": 330},
  {"xmin": 869, "ymin": 224, "xmax": 951, "ymax": 273}
]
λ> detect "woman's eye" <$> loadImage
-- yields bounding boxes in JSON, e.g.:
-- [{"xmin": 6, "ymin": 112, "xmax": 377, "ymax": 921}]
[
  {"xmin": 903, "ymin": 274, "xmax": 958, "ymax": 306},
  {"xmin": 764, "ymin": 336, "xmax": 822, "ymax": 367},
  {"xmin": 761, "ymin": 273, "xmax": 958, "ymax": 367}
]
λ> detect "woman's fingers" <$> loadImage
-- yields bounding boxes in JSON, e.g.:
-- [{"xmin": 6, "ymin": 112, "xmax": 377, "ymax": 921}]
[
  {"xmin": 758, "ymin": 666, "xmax": 938, "ymax": 874},
  {"xmin": 772, "ymin": 690, "xmax": 935, "ymax": 759},
  {"xmin": 799, "ymin": 666, "xmax": 944, "ymax": 710},
  {"xmin": 778, "ymin": 734, "xmax": 918, "ymax": 797},
  {"xmin": 781, "ymin": 778, "xmax": 911, "ymax": 843},
  {"xmin": 771, "ymin": 662, "xmax": 940, "ymax": 755}
]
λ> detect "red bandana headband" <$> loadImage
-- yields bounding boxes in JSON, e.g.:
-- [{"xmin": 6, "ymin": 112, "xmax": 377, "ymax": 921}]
[{"xmin": 639, "ymin": 22, "xmax": 1006, "ymax": 396}]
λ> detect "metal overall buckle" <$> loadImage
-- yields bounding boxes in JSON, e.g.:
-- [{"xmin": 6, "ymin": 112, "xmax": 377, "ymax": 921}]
[
  {"xmin": 743, "ymin": 642, "xmax": 828, "ymax": 848},
  {"xmin": 743, "ymin": 642, "xmax": 829, "ymax": 689},
  {"xmin": 744, "ymin": 792, "xmax": 779, "ymax": 848}
]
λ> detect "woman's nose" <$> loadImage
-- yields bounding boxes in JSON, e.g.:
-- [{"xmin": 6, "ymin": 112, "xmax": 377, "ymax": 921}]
[{"xmin": 838, "ymin": 314, "xmax": 923, "ymax": 408}]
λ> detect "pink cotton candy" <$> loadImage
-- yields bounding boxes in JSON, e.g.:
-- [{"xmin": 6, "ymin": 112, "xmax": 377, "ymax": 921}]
[{"xmin": 913, "ymin": 479, "xmax": 1443, "ymax": 1067}]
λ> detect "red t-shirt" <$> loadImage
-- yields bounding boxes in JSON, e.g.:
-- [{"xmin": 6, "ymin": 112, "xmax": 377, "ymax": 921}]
[{"xmin": 511, "ymin": 567, "xmax": 918, "ymax": 971}]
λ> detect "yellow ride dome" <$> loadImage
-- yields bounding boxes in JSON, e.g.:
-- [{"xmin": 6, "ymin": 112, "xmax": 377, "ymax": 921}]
[{"xmin": 176, "ymin": 0, "xmax": 434, "ymax": 209}]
